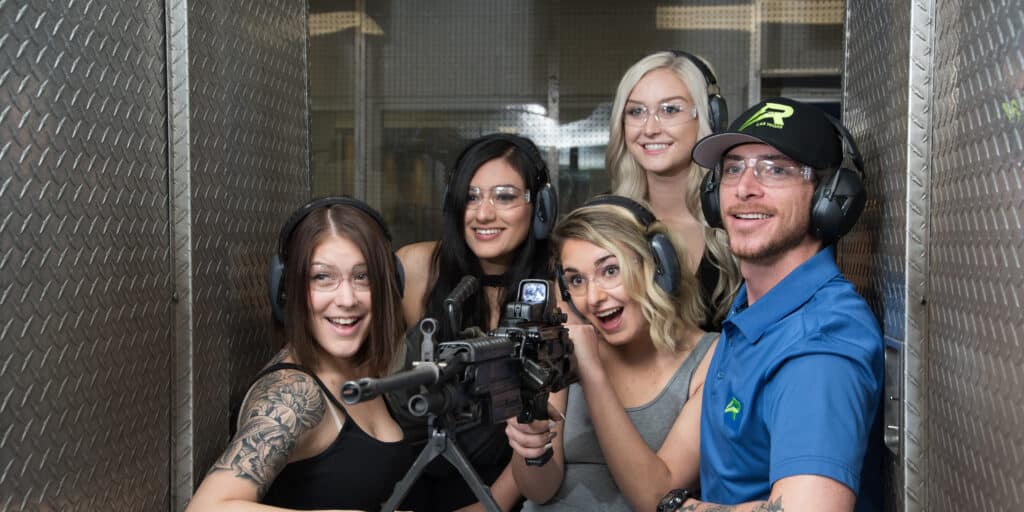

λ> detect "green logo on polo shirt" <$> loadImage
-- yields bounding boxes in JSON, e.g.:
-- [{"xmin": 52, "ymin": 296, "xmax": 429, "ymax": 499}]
[
  {"xmin": 724, "ymin": 397, "xmax": 741, "ymax": 421},
  {"xmin": 737, "ymin": 102, "xmax": 794, "ymax": 131}
]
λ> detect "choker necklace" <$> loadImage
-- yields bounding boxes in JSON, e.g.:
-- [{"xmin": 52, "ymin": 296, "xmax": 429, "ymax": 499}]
[{"xmin": 480, "ymin": 274, "xmax": 507, "ymax": 287}]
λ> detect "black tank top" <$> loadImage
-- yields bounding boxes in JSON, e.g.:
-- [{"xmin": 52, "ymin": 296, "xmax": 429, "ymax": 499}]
[
  {"xmin": 257, "ymin": 363, "xmax": 417, "ymax": 511},
  {"xmin": 697, "ymin": 251, "xmax": 722, "ymax": 331}
]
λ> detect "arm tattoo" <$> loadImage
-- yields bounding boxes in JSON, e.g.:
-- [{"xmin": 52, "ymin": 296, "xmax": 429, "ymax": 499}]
[
  {"xmin": 753, "ymin": 496, "xmax": 784, "ymax": 512},
  {"xmin": 681, "ymin": 496, "xmax": 784, "ymax": 512},
  {"xmin": 211, "ymin": 371, "xmax": 326, "ymax": 497}
]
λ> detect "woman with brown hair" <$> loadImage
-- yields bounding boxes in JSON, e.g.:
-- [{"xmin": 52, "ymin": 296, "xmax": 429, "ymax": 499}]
[{"xmin": 187, "ymin": 197, "xmax": 412, "ymax": 511}]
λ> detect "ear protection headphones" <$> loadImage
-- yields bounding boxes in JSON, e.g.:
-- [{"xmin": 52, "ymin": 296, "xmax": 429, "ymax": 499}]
[
  {"xmin": 556, "ymin": 195, "xmax": 682, "ymax": 305},
  {"xmin": 810, "ymin": 115, "xmax": 867, "ymax": 242},
  {"xmin": 267, "ymin": 196, "xmax": 405, "ymax": 324},
  {"xmin": 442, "ymin": 133, "xmax": 558, "ymax": 240},
  {"xmin": 699, "ymin": 115, "xmax": 867, "ymax": 244},
  {"xmin": 669, "ymin": 50, "xmax": 728, "ymax": 133}
]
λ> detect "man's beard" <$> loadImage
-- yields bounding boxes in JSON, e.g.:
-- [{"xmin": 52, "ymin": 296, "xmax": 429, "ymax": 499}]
[{"xmin": 730, "ymin": 214, "xmax": 812, "ymax": 264}]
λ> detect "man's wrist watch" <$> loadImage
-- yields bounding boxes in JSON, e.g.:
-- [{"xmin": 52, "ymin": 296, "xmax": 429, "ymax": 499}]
[{"xmin": 657, "ymin": 488, "xmax": 695, "ymax": 512}]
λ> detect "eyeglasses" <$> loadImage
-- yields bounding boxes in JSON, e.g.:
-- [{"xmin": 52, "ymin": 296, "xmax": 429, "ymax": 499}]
[
  {"xmin": 720, "ymin": 157, "xmax": 814, "ymax": 188},
  {"xmin": 309, "ymin": 264, "xmax": 371, "ymax": 293},
  {"xmin": 623, "ymin": 102, "xmax": 698, "ymax": 127},
  {"xmin": 560, "ymin": 261, "xmax": 623, "ymax": 297},
  {"xmin": 466, "ymin": 185, "xmax": 531, "ymax": 210}
]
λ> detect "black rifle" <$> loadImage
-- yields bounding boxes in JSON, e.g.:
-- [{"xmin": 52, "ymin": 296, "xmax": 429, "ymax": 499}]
[{"xmin": 341, "ymin": 277, "xmax": 576, "ymax": 512}]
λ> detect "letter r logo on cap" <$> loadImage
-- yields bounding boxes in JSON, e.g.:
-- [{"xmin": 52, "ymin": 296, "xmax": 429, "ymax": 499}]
[{"xmin": 738, "ymin": 102, "xmax": 795, "ymax": 131}]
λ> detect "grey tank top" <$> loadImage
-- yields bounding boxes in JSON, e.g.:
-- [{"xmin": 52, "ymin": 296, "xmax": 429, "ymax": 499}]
[{"xmin": 523, "ymin": 331, "xmax": 718, "ymax": 511}]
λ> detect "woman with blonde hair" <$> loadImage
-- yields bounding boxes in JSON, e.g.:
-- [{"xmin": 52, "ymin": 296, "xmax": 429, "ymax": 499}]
[
  {"xmin": 506, "ymin": 196, "xmax": 717, "ymax": 511},
  {"xmin": 607, "ymin": 50, "xmax": 740, "ymax": 329}
]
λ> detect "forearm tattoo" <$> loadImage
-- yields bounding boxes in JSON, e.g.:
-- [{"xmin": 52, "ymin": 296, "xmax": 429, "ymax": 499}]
[
  {"xmin": 211, "ymin": 371, "xmax": 326, "ymax": 497},
  {"xmin": 753, "ymin": 497, "xmax": 784, "ymax": 512},
  {"xmin": 681, "ymin": 496, "xmax": 784, "ymax": 512}
]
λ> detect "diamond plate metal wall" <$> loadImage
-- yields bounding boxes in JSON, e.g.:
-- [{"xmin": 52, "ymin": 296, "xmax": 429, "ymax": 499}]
[
  {"xmin": 2, "ymin": 0, "xmax": 308, "ymax": 509},
  {"xmin": 185, "ymin": 0, "xmax": 310, "ymax": 498},
  {"xmin": 929, "ymin": 0, "xmax": 1024, "ymax": 509},
  {"xmin": 167, "ymin": 0, "xmax": 195, "ymax": 508},
  {"xmin": 842, "ymin": 3, "xmax": 915, "ymax": 510},
  {"xmin": 846, "ymin": 0, "xmax": 1024, "ymax": 510},
  {"xmin": 901, "ymin": 2, "xmax": 935, "ymax": 511},
  {"xmin": 0, "ymin": 1, "xmax": 172, "ymax": 510}
]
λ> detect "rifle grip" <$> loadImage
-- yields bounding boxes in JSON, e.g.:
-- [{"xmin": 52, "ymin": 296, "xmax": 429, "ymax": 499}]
[
  {"xmin": 525, "ymin": 447, "xmax": 554, "ymax": 466},
  {"xmin": 516, "ymin": 410, "xmax": 554, "ymax": 466}
]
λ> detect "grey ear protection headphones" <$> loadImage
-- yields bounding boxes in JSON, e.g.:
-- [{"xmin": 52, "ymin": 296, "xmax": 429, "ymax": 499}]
[
  {"xmin": 442, "ymin": 133, "xmax": 558, "ymax": 240},
  {"xmin": 267, "ymin": 196, "xmax": 405, "ymax": 324},
  {"xmin": 668, "ymin": 50, "xmax": 728, "ymax": 133},
  {"xmin": 557, "ymin": 195, "xmax": 682, "ymax": 306},
  {"xmin": 699, "ymin": 116, "xmax": 867, "ymax": 244}
]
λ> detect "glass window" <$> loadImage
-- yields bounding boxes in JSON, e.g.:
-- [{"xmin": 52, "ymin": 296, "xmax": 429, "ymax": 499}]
[{"xmin": 308, "ymin": 0, "xmax": 843, "ymax": 247}]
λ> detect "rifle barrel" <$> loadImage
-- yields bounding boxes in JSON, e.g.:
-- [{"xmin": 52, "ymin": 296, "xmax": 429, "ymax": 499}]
[{"xmin": 340, "ymin": 363, "xmax": 441, "ymax": 404}]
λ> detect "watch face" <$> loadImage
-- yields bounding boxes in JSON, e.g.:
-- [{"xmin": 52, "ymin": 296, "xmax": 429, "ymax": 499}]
[{"xmin": 657, "ymin": 489, "xmax": 689, "ymax": 512}]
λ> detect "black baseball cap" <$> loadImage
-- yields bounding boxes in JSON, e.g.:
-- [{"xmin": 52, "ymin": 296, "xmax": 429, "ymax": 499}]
[{"xmin": 691, "ymin": 97, "xmax": 842, "ymax": 170}]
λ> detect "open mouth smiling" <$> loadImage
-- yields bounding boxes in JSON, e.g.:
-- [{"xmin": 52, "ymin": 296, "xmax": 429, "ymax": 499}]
[
  {"xmin": 594, "ymin": 307, "xmax": 624, "ymax": 328},
  {"xmin": 327, "ymin": 316, "xmax": 361, "ymax": 326},
  {"xmin": 733, "ymin": 212, "xmax": 772, "ymax": 220}
]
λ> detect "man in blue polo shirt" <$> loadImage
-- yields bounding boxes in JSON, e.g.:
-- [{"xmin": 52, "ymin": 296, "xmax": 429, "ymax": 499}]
[{"xmin": 658, "ymin": 97, "xmax": 883, "ymax": 512}]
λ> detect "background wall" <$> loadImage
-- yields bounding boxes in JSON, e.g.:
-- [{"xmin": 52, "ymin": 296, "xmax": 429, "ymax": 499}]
[
  {"xmin": 4, "ymin": 1, "xmax": 1023, "ymax": 510},
  {"xmin": 184, "ymin": 2, "xmax": 308, "ymax": 504},
  {"xmin": 0, "ymin": 0, "xmax": 309, "ymax": 510},
  {"xmin": 2, "ymin": 2, "xmax": 172, "ymax": 509},
  {"xmin": 927, "ymin": 0, "xmax": 1023, "ymax": 509},
  {"xmin": 308, "ymin": 0, "xmax": 846, "ymax": 246},
  {"xmin": 843, "ymin": 0, "xmax": 1024, "ymax": 510},
  {"xmin": 841, "ymin": 2, "xmax": 912, "ymax": 510}
]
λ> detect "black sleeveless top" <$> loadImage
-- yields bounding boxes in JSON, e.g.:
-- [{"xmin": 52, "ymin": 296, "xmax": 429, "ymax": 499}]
[
  {"xmin": 257, "ymin": 363, "xmax": 417, "ymax": 511},
  {"xmin": 697, "ymin": 251, "xmax": 722, "ymax": 332}
]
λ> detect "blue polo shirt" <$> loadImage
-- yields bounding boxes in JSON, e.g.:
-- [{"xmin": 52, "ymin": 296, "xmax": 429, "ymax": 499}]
[{"xmin": 699, "ymin": 246, "xmax": 883, "ymax": 507}]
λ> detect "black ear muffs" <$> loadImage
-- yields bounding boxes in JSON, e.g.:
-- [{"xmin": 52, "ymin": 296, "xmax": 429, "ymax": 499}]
[
  {"xmin": 700, "ymin": 168, "xmax": 723, "ymax": 229},
  {"xmin": 268, "ymin": 196, "xmax": 405, "ymax": 324},
  {"xmin": 669, "ymin": 50, "xmax": 728, "ymax": 133},
  {"xmin": 566, "ymin": 195, "xmax": 683, "ymax": 297},
  {"xmin": 556, "ymin": 266, "xmax": 573, "ymax": 304},
  {"xmin": 706, "ymin": 92, "xmax": 728, "ymax": 134},
  {"xmin": 532, "ymin": 182, "xmax": 557, "ymax": 240},
  {"xmin": 647, "ymin": 232, "xmax": 683, "ymax": 295},
  {"xmin": 810, "ymin": 115, "xmax": 867, "ymax": 243},
  {"xmin": 267, "ymin": 254, "xmax": 288, "ymax": 324},
  {"xmin": 442, "ymin": 134, "xmax": 558, "ymax": 240},
  {"xmin": 810, "ymin": 167, "xmax": 866, "ymax": 242}
]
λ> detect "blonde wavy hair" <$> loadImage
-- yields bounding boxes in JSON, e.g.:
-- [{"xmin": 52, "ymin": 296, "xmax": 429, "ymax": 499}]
[
  {"xmin": 552, "ymin": 203, "xmax": 704, "ymax": 353},
  {"xmin": 606, "ymin": 50, "xmax": 739, "ymax": 326}
]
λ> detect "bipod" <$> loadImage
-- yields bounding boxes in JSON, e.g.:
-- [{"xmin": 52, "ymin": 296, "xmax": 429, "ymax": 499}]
[{"xmin": 380, "ymin": 419, "xmax": 500, "ymax": 512}]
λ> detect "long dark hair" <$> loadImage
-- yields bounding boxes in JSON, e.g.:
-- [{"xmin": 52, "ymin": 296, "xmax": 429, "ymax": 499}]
[
  {"xmin": 424, "ymin": 134, "xmax": 553, "ymax": 341},
  {"xmin": 278, "ymin": 204, "xmax": 405, "ymax": 377}
]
